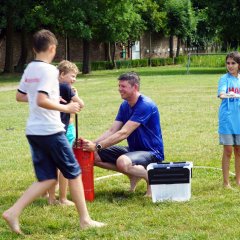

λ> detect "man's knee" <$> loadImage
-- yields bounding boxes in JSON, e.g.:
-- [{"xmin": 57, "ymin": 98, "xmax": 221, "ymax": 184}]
[{"xmin": 116, "ymin": 155, "xmax": 131, "ymax": 172}]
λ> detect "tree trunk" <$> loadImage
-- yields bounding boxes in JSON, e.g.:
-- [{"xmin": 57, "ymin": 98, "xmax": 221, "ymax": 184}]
[
  {"xmin": 0, "ymin": 29, "xmax": 5, "ymax": 41},
  {"xmin": 169, "ymin": 35, "xmax": 174, "ymax": 58},
  {"xmin": 221, "ymin": 40, "xmax": 228, "ymax": 52},
  {"xmin": 15, "ymin": 28, "xmax": 28, "ymax": 73},
  {"xmin": 148, "ymin": 32, "xmax": 152, "ymax": 66},
  {"xmin": 127, "ymin": 40, "xmax": 131, "ymax": 59},
  {"xmin": 107, "ymin": 42, "xmax": 111, "ymax": 62},
  {"xmin": 111, "ymin": 42, "xmax": 116, "ymax": 69},
  {"xmin": 4, "ymin": 11, "xmax": 14, "ymax": 73},
  {"xmin": 103, "ymin": 42, "xmax": 109, "ymax": 61},
  {"xmin": 176, "ymin": 37, "xmax": 181, "ymax": 57},
  {"xmin": 65, "ymin": 35, "xmax": 70, "ymax": 60},
  {"xmin": 82, "ymin": 39, "xmax": 91, "ymax": 74}
]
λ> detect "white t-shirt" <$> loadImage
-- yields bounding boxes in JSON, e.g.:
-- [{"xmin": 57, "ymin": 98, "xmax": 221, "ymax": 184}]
[{"xmin": 19, "ymin": 60, "xmax": 65, "ymax": 135}]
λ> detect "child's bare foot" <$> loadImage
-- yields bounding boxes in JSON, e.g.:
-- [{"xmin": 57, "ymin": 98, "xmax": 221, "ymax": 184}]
[
  {"xmin": 59, "ymin": 199, "xmax": 75, "ymax": 206},
  {"xmin": 129, "ymin": 176, "xmax": 141, "ymax": 192},
  {"xmin": 41, "ymin": 192, "xmax": 49, "ymax": 198},
  {"xmin": 48, "ymin": 199, "xmax": 60, "ymax": 205},
  {"xmin": 80, "ymin": 219, "xmax": 106, "ymax": 229},
  {"xmin": 223, "ymin": 184, "xmax": 233, "ymax": 189},
  {"xmin": 223, "ymin": 184, "xmax": 238, "ymax": 192},
  {"xmin": 2, "ymin": 210, "xmax": 22, "ymax": 234}
]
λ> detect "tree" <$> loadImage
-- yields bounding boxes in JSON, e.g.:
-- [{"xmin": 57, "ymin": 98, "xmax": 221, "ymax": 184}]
[
  {"xmin": 191, "ymin": 0, "xmax": 240, "ymax": 51},
  {"xmin": 135, "ymin": 0, "xmax": 166, "ymax": 65},
  {"xmin": 46, "ymin": 0, "xmax": 98, "ymax": 74},
  {"xmin": 0, "ymin": 0, "xmax": 15, "ymax": 73},
  {"xmin": 49, "ymin": 0, "xmax": 146, "ymax": 73},
  {"xmin": 204, "ymin": 0, "xmax": 240, "ymax": 51},
  {"xmin": 164, "ymin": 0, "xmax": 196, "ymax": 57},
  {"xmin": 191, "ymin": 0, "xmax": 220, "ymax": 52},
  {"xmin": 15, "ymin": 1, "xmax": 52, "ymax": 72},
  {"xmin": 95, "ymin": 0, "xmax": 145, "ymax": 67},
  {"xmin": 0, "ymin": 0, "xmax": 55, "ymax": 73}
]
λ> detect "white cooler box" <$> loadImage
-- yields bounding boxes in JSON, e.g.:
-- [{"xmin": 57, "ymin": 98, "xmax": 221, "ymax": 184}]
[{"xmin": 147, "ymin": 162, "xmax": 193, "ymax": 202}]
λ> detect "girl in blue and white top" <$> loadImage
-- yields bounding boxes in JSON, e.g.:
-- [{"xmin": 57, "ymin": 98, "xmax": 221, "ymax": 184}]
[{"xmin": 218, "ymin": 51, "xmax": 240, "ymax": 188}]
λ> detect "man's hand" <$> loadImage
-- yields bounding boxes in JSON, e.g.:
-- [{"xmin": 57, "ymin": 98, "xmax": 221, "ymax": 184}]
[{"xmin": 82, "ymin": 138, "xmax": 96, "ymax": 152}]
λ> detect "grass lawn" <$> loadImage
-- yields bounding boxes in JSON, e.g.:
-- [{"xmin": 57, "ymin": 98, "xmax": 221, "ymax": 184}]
[{"xmin": 0, "ymin": 66, "xmax": 239, "ymax": 240}]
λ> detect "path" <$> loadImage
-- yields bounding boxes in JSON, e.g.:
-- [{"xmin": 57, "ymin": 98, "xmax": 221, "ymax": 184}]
[{"xmin": 0, "ymin": 85, "xmax": 18, "ymax": 92}]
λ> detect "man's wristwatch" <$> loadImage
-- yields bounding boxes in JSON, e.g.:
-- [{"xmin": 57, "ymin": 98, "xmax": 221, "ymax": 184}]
[{"xmin": 95, "ymin": 143, "xmax": 102, "ymax": 152}]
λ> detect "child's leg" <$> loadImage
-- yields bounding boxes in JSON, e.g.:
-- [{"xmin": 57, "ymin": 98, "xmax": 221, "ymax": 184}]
[
  {"xmin": 47, "ymin": 170, "xmax": 59, "ymax": 205},
  {"xmin": 234, "ymin": 146, "xmax": 240, "ymax": 185},
  {"xmin": 2, "ymin": 179, "xmax": 56, "ymax": 234},
  {"xmin": 47, "ymin": 183, "xmax": 58, "ymax": 205},
  {"xmin": 222, "ymin": 145, "xmax": 232, "ymax": 187},
  {"xmin": 59, "ymin": 172, "xmax": 74, "ymax": 205},
  {"xmin": 68, "ymin": 175, "xmax": 105, "ymax": 229}
]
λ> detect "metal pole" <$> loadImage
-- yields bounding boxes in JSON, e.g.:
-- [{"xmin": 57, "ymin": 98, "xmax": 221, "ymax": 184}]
[{"xmin": 186, "ymin": 53, "xmax": 191, "ymax": 74}]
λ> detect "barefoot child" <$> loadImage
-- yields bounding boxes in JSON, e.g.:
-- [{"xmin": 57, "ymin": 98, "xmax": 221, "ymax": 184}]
[
  {"xmin": 218, "ymin": 51, "xmax": 240, "ymax": 188},
  {"xmin": 48, "ymin": 60, "xmax": 84, "ymax": 206},
  {"xmin": 2, "ymin": 29, "xmax": 105, "ymax": 234}
]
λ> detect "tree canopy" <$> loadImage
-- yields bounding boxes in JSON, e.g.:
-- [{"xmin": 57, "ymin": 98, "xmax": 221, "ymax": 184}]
[{"xmin": 1, "ymin": 0, "xmax": 240, "ymax": 73}]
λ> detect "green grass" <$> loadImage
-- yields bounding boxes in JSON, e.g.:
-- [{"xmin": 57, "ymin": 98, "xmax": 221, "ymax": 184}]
[
  {"xmin": 188, "ymin": 54, "xmax": 226, "ymax": 68},
  {"xmin": 0, "ymin": 66, "xmax": 238, "ymax": 240}
]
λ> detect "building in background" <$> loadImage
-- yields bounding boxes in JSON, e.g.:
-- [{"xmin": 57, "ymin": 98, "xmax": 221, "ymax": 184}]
[{"xmin": 0, "ymin": 31, "xmax": 187, "ymax": 70}]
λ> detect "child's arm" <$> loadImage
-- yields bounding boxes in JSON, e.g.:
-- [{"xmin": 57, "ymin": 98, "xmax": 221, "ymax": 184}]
[
  {"xmin": 219, "ymin": 92, "xmax": 227, "ymax": 99},
  {"xmin": 37, "ymin": 92, "xmax": 80, "ymax": 113},
  {"xmin": 16, "ymin": 91, "xmax": 28, "ymax": 102},
  {"xmin": 71, "ymin": 87, "xmax": 84, "ymax": 108},
  {"xmin": 219, "ymin": 91, "xmax": 239, "ymax": 99},
  {"xmin": 72, "ymin": 95, "xmax": 84, "ymax": 108}
]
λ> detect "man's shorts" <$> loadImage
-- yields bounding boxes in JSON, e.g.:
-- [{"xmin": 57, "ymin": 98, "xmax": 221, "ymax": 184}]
[
  {"xmin": 219, "ymin": 134, "xmax": 240, "ymax": 145},
  {"xmin": 97, "ymin": 145, "xmax": 158, "ymax": 168},
  {"xmin": 27, "ymin": 132, "xmax": 81, "ymax": 181},
  {"xmin": 66, "ymin": 123, "xmax": 76, "ymax": 147}
]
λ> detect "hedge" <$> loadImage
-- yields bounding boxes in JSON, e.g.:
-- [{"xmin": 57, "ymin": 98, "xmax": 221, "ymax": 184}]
[{"xmin": 73, "ymin": 56, "xmax": 187, "ymax": 71}]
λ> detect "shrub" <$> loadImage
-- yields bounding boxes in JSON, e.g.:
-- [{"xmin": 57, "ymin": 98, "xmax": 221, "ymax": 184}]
[
  {"xmin": 188, "ymin": 54, "xmax": 226, "ymax": 68},
  {"xmin": 60, "ymin": 54, "xmax": 226, "ymax": 73},
  {"xmin": 91, "ymin": 61, "xmax": 112, "ymax": 70}
]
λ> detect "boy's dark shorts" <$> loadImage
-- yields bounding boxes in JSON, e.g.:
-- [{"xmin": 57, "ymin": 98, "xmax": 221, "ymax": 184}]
[
  {"xmin": 27, "ymin": 132, "xmax": 81, "ymax": 181},
  {"xmin": 97, "ymin": 145, "xmax": 158, "ymax": 168}
]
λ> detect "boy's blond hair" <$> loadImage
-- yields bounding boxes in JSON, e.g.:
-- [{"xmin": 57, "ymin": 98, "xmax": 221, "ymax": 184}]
[{"xmin": 57, "ymin": 60, "xmax": 79, "ymax": 75}]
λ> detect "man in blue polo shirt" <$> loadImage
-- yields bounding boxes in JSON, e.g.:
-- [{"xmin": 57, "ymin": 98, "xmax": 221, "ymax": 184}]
[{"xmin": 82, "ymin": 72, "xmax": 164, "ymax": 196}]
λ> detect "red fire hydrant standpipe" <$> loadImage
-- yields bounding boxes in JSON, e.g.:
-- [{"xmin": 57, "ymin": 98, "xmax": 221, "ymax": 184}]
[{"xmin": 73, "ymin": 114, "xmax": 95, "ymax": 201}]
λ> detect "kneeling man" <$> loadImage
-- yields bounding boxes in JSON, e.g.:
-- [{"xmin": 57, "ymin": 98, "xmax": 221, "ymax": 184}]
[{"xmin": 82, "ymin": 72, "xmax": 164, "ymax": 196}]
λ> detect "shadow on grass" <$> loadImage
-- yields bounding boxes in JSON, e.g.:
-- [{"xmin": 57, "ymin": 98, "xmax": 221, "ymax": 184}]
[
  {"xmin": 94, "ymin": 189, "xmax": 147, "ymax": 204},
  {"xmin": 96, "ymin": 190, "xmax": 132, "ymax": 201}
]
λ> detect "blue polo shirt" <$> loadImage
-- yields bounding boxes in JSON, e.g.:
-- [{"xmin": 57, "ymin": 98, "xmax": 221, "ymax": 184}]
[
  {"xmin": 115, "ymin": 94, "xmax": 164, "ymax": 161},
  {"xmin": 218, "ymin": 73, "xmax": 240, "ymax": 134}
]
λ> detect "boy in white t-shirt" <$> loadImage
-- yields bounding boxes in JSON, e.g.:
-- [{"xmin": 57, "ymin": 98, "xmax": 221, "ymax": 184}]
[{"xmin": 2, "ymin": 29, "xmax": 105, "ymax": 234}]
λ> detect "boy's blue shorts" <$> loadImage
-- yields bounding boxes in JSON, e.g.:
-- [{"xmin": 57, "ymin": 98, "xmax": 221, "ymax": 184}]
[{"xmin": 27, "ymin": 132, "xmax": 81, "ymax": 181}]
